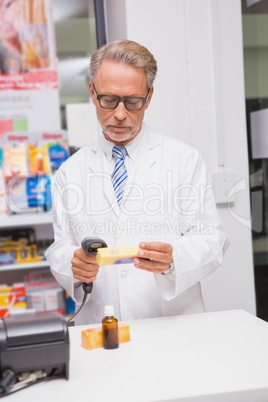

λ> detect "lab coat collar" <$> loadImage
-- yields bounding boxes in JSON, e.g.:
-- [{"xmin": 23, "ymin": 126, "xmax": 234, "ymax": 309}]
[
  {"xmin": 87, "ymin": 140, "xmax": 119, "ymax": 216},
  {"xmin": 122, "ymin": 124, "xmax": 162, "ymax": 203}
]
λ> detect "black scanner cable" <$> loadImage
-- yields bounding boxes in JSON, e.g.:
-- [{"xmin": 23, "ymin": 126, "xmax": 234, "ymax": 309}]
[
  {"xmin": 0, "ymin": 238, "xmax": 107, "ymax": 396},
  {"xmin": 0, "ymin": 238, "xmax": 106, "ymax": 396},
  {"xmin": 67, "ymin": 237, "xmax": 107, "ymax": 323}
]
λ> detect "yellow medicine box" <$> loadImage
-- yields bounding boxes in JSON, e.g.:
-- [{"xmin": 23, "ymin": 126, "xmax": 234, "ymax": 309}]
[
  {"xmin": 96, "ymin": 245, "xmax": 140, "ymax": 266},
  {"xmin": 81, "ymin": 324, "xmax": 131, "ymax": 350}
]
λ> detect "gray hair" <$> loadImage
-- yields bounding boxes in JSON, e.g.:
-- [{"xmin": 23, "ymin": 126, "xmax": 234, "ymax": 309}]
[{"xmin": 89, "ymin": 39, "xmax": 157, "ymax": 89}]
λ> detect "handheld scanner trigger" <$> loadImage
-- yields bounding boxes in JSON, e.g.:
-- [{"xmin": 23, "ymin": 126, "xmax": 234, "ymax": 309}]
[{"xmin": 81, "ymin": 237, "xmax": 108, "ymax": 294}]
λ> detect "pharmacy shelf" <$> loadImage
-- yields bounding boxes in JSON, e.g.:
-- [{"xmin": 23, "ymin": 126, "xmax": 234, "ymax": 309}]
[
  {"xmin": 0, "ymin": 261, "xmax": 50, "ymax": 272},
  {"xmin": 0, "ymin": 213, "xmax": 53, "ymax": 228},
  {"xmin": 1, "ymin": 214, "xmax": 53, "ymax": 275}
]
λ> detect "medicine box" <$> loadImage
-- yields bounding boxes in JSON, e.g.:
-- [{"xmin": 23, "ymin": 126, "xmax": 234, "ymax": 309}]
[
  {"xmin": 96, "ymin": 245, "xmax": 140, "ymax": 266},
  {"xmin": 81, "ymin": 324, "xmax": 130, "ymax": 350}
]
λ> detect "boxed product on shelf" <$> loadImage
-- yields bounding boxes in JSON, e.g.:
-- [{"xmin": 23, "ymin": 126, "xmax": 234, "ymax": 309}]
[
  {"xmin": 28, "ymin": 143, "xmax": 51, "ymax": 175},
  {"xmin": 44, "ymin": 287, "xmax": 65, "ymax": 312},
  {"xmin": 5, "ymin": 176, "xmax": 30, "ymax": 214},
  {"xmin": 0, "ymin": 228, "xmax": 49, "ymax": 265},
  {"xmin": 25, "ymin": 270, "xmax": 66, "ymax": 315},
  {"xmin": 5, "ymin": 168, "xmax": 52, "ymax": 214},
  {"xmin": 3, "ymin": 142, "xmax": 28, "ymax": 177},
  {"xmin": 2, "ymin": 130, "xmax": 69, "ymax": 215},
  {"xmin": 26, "ymin": 286, "xmax": 65, "ymax": 314},
  {"xmin": 16, "ymin": 243, "xmax": 41, "ymax": 264},
  {"xmin": 48, "ymin": 141, "xmax": 69, "ymax": 174},
  {"xmin": 41, "ymin": 132, "xmax": 69, "ymax": 175},
  {"xmin": 3, "ymin": 134, "xmax": 29, "ymax": 214},
  {"xmin": 0, "ymin": 251, "xmax": 16, "ymax": 265},
  {"xmin": 26, "ymin": 172, "xmax": 52, "ymax": 211},
  {"xmin": 0, "ymin": 243, "xmax": 41, "ymax": 265},
  {"xmin": 0, "ymin": 241, "xmax": 19, "ymax": 265},
  {"xmin": 0, "ymin": 283, "xmax": 27, "ymax": 318}
]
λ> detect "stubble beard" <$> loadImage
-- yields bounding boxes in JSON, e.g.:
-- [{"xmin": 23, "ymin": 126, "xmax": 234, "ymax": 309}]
[{"xmin": 103, "ymin": 121, "xmax": 142, "ymax": 144}]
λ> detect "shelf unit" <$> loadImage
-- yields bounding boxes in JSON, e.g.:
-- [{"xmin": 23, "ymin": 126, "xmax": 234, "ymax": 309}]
[
  {"xmin": 1, "ymin": 213, "xmax": 53, "ymax": 279},
  {"xmin": 0, "ymin": 213, "xmax": 69, "ymax": 317},
  {"xmin": 1, "ymin": 261, "xmax": 50, "ymax": 272},
  {"xmin": 0, "ymin": 213, "xmax": 53, "ymax": 228}
]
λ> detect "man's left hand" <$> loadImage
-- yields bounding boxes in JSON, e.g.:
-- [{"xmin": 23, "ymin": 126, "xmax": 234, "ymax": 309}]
[{"xmin": 134, "ymin": 242, "xmax": 173, "ymax": 274}]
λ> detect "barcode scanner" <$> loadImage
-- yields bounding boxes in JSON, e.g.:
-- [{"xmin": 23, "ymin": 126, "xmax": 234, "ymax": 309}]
[
  {"xmin": 81, "ymin": 237, "xmax": 108, "ymax": 294},
  {"xmin": 68, "ymin": 237, "xmax": 107, "ymax": 322}
]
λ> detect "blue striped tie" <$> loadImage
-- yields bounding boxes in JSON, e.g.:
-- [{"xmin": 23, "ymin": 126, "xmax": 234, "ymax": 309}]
[{"xmin": 111, "ymin": 145, "xmax": 128, "ymax": 207}]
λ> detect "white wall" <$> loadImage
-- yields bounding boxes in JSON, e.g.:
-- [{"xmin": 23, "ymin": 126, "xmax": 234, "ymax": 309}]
[{"xmin": 105, "ymin": 0, "xmax": 256, "ymax": 315}]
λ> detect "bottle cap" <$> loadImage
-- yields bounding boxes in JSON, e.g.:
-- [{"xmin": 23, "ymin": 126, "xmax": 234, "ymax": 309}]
[{"xmin": 104, "ymin": 305, "xmax": 114, "ymax": 317}]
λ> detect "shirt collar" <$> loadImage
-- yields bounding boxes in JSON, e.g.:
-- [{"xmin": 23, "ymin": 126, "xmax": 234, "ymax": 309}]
[
  {"xmin": 100, "ymin": 135, "xmax": 114, "ymax": 161},
  {"xmin": 100, "ymin": 124, "xmax": 146, "ymax": 161}
]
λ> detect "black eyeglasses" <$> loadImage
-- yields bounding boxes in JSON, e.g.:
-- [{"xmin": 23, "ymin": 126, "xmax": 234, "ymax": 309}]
[{"xmin": 92, "ymin": 83, "xmax": 150, "ymax": 111}]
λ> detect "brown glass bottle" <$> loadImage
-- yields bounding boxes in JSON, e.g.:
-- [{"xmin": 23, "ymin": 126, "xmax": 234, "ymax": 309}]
[{"xmin": 102, "ymin": 305, "xmax": 119, "ymax": 349}]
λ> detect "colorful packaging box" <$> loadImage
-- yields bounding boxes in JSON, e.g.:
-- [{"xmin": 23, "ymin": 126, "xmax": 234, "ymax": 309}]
[
  {"xmin": 96, "ymin": 245, "xmax": 140, "ymax": 266},
  {"xmin": 81, "ymin": 324, "xmax": 131, "ymax": 350},
  {"xmin": 0, "ymin": 284, "xmax": 27, "ymax": 318}
]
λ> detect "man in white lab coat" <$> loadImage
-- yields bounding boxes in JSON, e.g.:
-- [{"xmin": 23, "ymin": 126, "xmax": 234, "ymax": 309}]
[{"xmin": 46, "ymin": 40, "xmax": 229, "ymax": 325}]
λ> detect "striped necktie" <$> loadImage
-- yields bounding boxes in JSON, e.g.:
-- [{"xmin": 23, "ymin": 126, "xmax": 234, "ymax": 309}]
[{"xmin": 111, "ymin": 145, "xmax": 128, "ymax": 207}]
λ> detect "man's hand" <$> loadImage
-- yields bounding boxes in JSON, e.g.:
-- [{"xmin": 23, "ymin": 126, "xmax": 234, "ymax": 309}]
[
  {"xmin": 71, "ymin": 247, "xmax": 100, "ymax": 283},
  {"xmin": 134, "ymin": 242, "xmax": 173, "ymax": 274}
]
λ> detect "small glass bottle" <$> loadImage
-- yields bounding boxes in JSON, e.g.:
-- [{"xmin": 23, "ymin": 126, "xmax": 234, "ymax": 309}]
[{"xmin": 102, "ymin": 305, "xmax": 119, "ymax": 349}]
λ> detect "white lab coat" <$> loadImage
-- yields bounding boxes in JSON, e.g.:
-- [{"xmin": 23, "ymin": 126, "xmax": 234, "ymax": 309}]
[{"xmin": 46, "ymin": 123, "xmax": 229, "ymax": 324}]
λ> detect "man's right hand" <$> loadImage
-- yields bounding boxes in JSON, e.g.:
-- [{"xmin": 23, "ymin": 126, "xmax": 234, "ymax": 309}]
[{"xmin": 71, "ymin": 247, "xmax": 100, "ymax": 283}]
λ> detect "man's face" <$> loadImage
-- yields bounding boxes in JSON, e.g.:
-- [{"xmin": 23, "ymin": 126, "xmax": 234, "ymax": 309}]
[{"xmin": 89, "ymin": 59, "xmax": 153, "ymax": 145}]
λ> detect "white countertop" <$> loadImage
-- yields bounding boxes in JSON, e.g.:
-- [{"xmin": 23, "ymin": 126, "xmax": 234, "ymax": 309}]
[{"xmin": 4, "ymin": 309, "xmax": 268, "ymax": 401}]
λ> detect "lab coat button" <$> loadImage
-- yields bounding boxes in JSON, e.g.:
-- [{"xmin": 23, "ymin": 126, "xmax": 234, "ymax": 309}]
[{"xmin": 120, "ymin": 271, "xmax": 128, "ymax": 279}]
